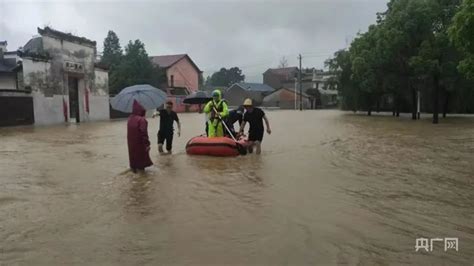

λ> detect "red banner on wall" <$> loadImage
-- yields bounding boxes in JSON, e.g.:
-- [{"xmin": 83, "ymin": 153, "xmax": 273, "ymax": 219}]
[
  {"xmin": 85, "ymin": 88, "xmax": 90, "ymax": 114},
  {"xmin": 63, "ymin": 97, "xmax": 68, "ymax": 122}
]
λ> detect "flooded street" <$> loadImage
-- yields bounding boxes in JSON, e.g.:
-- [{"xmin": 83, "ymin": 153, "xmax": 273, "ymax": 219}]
[{"xmin": 1, "ymin": 110, "xmax": 473, "ymax": 265}]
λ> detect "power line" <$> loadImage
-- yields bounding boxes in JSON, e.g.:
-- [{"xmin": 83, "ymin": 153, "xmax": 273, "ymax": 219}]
[
  {"xmin": 201, "ymin": 51, "xmax": 334, "ymax": 76},
  {"xmin": 298, "ymin": 54, "xmax": 302, "ymax": 111}
]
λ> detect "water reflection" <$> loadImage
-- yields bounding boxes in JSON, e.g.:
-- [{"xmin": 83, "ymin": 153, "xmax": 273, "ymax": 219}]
[{"xmin": 125, "ymin": 172, "xmax": 154, "ymax": 217}]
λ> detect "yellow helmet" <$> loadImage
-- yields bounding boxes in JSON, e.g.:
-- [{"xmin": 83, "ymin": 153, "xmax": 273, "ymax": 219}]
[{"xmin": 243, "ymin": 98, "xmax": 253, "ymax": 106}]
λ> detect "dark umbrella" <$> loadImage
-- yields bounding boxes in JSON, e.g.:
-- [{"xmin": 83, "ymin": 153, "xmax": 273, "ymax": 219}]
[
  {"xmin": 183, "ymin": 91, "xmax": 212, "ymax": 104},
  {"xmin": 110, "ymin": 84, "xmax": 168, "ymax": 113}
]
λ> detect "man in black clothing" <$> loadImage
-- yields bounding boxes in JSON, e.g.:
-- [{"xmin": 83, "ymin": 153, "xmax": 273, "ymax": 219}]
[
  {"xmin": 224, "ymin": 106, "xmax": 244, "ymax": 138},
  {"xmin": 239, "ymin": 99, "xmax": 271, "ymax": 154},
  {"xmin": 153, "ymin": 101, "xmax": 181, "ymax": 154}
]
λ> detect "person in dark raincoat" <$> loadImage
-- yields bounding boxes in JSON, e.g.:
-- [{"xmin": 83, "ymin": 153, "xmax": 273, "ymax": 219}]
[{"xmin": 127, "ymin": 100, "xmax": 153, "ymax": 172}]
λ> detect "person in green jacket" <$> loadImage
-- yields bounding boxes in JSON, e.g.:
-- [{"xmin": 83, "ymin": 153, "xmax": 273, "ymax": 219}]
[{"xmin": 204, "ymin": 90, "xmax": 229, "ymax": 137}]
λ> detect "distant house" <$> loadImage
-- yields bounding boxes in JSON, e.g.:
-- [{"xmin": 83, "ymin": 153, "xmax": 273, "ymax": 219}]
[
  {"xmin": 202, "ymin": 85, "xmax": 227, "ymax": 93},
  {"xmin": 224, "ymin": 82, "xmax": 274, "ymax": 107},
  {"xmin": 0, "ymin": 42, "xmax": 31, "ymax": 127},
  {"xmin": 318, "ymin": 88, "xmax": 338, "ymax": 107},
  {"xmin": 265, "ymin": 67, "xmax": 337, "ymax": 109},
  {"xmin": 150, "ymin": 54, "xmax": 201, "ymax": 93},
  {"xmin": 0, "ymin": 44, "xmax": 22, "ymax": 91},
  {"xmin": 262, "ymin": 88, "xmax": 311, "ymax": 109},
  {"xmin": 161, "ymin": 86, "xmax": 195, "ymax": 113},
  {"xmin": 263, "ymin": 67, "xmax": 298, "ymax": 89}
]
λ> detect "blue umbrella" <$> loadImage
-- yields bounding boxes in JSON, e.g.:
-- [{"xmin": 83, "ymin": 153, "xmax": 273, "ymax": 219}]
[{"xmin": 110, "ymin": 84, "xmax": 168, "ymax": 113}]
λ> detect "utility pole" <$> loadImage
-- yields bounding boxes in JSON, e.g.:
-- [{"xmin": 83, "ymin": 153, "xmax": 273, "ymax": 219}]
[
  {"xmin": 294, "ymin": 78, "xmax": 297, "ymax": 110},
  {"xmin": 417, "ymin": 89, "xmax": 421, "ymax": 119},
  {"xmin": 298, "ymin": 54, "xmax": 303, "ymax": 111}
]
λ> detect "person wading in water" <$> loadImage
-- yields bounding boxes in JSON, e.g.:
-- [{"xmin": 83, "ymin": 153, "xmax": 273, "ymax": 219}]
[
  {"xmin": 239, "ymin": 98, "xmax": 271, "ymax": 154},
  {"xmin": 225, "ymin": 105, "xmax": 244, "ymax": 138},
  {"xmin": 153, "ymin": 101, "xmax": 181, "ymax": 154},
  {"xmin": 127, "ymin": 100, "xmax": 153, "ymax": 172}
]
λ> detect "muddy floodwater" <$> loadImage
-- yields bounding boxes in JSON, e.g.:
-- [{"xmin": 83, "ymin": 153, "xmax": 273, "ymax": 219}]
[{"xmin": 0, "ymin": 110, "xmax": 473, "ymax": 265}]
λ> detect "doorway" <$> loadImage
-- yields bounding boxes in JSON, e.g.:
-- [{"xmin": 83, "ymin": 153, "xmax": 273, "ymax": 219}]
[{"xmin": 68, "ymin": 77, "xmax": 80, "ymax": 123}]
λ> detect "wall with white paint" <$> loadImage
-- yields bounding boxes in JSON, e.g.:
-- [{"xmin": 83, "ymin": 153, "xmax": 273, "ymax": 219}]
[
  {"xmin": 87, "ymin": 96, "xmax": 110, "ymax": 121},
  {"xmin": 94, "ymin": 69, "xmax": 108, "ymax": 96},
  {"xmin": 21, "ymin": 32, "xmax": 109, "ymax": 125},
  {"xmin": 86, "ymin": 68, "xmax": 110, "ymax": 121},
  {"xmin": 22, "ymin": 58, "xmax": 66, "ymax": 125},
  {"xmin": 22, "ymin": 59, "xmax": 51, "ymax": 93},
  {"xmin": 32, "ymin": 93, "xmax": 67, "ymax": 125}
]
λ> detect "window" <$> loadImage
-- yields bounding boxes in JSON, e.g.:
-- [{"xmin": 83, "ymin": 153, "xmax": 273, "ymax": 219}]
[{"xmin": 170, "ymin": 75, "xmax": 174, "ymax": 87}]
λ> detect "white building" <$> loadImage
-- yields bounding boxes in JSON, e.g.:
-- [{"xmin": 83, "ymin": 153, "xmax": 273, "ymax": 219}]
[{"xmin": 1, "ymin": 27, "xmax": 110, "ymax": 126}]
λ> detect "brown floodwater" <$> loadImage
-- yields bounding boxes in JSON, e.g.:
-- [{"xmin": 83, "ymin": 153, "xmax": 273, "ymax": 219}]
[{"xmin": 0, "ymin": 110, "xmax": 473, "ymax": 265}]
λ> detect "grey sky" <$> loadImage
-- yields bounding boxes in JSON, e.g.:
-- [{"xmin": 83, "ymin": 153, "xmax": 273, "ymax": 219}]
[{"xmin": 1, "ymin": 0, "xmax": 388, "ymax": 82}]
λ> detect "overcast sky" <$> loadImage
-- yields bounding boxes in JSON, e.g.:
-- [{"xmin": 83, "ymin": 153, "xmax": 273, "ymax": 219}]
[{"xmin": 1, "ymin": 0, "xmax": 388, "ymax": 82}]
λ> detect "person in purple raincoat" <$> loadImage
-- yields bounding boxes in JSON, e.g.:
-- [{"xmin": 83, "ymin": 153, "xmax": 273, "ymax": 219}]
[{"xmin": 127, "ymin": 100, "xmax": 153, "ymax": 172}]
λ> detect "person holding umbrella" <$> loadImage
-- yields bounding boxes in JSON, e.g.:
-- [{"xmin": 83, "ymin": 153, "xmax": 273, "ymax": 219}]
[
  {"xmin": 183, "ymin": 91, "xmax": 212, "ymax": 136},
  {"xmin": 110, "ymin": 84, "xmax": 168, "ymax": 171},
  {"xmin": 203, "ymin": 90, "xmax": 229, "ymax": 137}
]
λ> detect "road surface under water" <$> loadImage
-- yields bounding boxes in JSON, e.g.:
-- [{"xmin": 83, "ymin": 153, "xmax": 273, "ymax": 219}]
[{"xmin": 0, "ymin": 110, "xmax": 473, "ymax": 265}]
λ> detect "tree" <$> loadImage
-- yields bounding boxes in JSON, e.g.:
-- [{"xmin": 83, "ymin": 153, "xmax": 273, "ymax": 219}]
[
  {"xmin": 208, "ymin": 67, "xmax": 245, "ymax": 87},
  {"xmin": 110, "ymin": 40, "xmax": 166, "ymax": 94},
  {"xmin": 278, "ymin": 56, "xmax": 288, "ymax": 68},
  {"xmin": 325, "ymin": 50, "xmax": 356, "ymax": 110},
  {"xmin": 101, "ymin": 30, "xmax": 122, "ymax": 68},
  {"xmin": 449, "ymin": 0, "xmax": 474, "ymax": 80},
  {"xmin": 325, "ymin": 0, "xmax": 472, "ymax": 122},
  {"xmin": 406, "ymin": 0, "xmax": 462, "ymax": 123}
]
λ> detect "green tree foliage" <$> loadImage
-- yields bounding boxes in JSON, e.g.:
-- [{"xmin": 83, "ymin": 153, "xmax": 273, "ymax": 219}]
[
  {"xmin": 449, "ymin": 0, "xmax": 474, "ymax": 79},
  {"xmin": 325, "ymin": 50, "xmax": 356, "ymax": 110},
  {"xmin": 208, "ymin": 67, "xmax": 245, "ymax": 87},
  {"xmin": 326, "ymin": 0, "xmax": 472, "ymax": 123},
  {"xmin": 101, "ymin": 30, "xmax": 122, "ymax": 68},
  {"xmin": 101, "ymin": 32, "xmax": 166, "ymax": 95}
]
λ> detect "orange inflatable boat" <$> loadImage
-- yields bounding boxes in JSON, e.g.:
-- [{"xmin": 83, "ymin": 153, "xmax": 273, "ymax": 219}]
[{"xmin": 186, "ymin": 136, "xmax": 247, "ymax": 156}]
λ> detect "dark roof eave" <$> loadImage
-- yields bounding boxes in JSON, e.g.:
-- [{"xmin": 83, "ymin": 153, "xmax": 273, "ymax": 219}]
[
  {"xmin": 38, "ymin": 26, "xmax": 96, "ymax": 47},
  {"xmin": 94, "ymin": 63, "xmax": 109, "ymax": 71},
  {"xmin": 4, "ymin": 51, "xmax": 20, "ymax": 56}
]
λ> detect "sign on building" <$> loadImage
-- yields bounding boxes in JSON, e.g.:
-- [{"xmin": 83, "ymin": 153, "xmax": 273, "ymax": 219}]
[{"xmin": 64, "ymin": 61, "xmax": 84, "ymax": 73}]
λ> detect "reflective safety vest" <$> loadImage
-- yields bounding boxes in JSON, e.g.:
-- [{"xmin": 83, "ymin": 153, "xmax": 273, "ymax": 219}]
[{"xmin": 210, "ymin": 100, "xmax": 225, "ymax": 123}]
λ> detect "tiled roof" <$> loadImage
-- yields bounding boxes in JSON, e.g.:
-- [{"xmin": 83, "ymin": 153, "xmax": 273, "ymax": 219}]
[
  {"xmin": 234, "ymin": 82, "xmax": 275, "ymax": 92},
  {"xmin": 318, "ymin": 88, "xmax": 338, "ymax": 95},
  {"xmin": 150, "ymin": 54, "xmax": 186, "ymax": 68},
  {"xmin": 282, "ymin": 87, "xmax": 310, "ymax": 98},
  {"xmin": 23, "ymin": 37, "xmax": 43, "ymax": 54},
  {"xmin": 262, "ymin": 87, "xmax": 311, "ymax": 103},
  {"xmin": 37, "ymin": 27, "xmax": 96, "ymax": 46},
  {"xmin": 264, "ymin": 67, "xmax": 298, "ymax": 76},
  {"xmin": 150, "ymin": 54, "xmax": 202, "ymax": 72},
  {"xmin": 0, "ymin": 58, "xmax": 18, "ymax": 73}
]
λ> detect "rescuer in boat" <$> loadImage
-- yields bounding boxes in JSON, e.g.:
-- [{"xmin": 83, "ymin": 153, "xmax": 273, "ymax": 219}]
[
  {"xmin": 239, "ymin": 98, "xmax": 271, "ymax": 154},
  {"xmin": 204, "ymin": 90, "xmax": 229, "ymax": 137}
]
